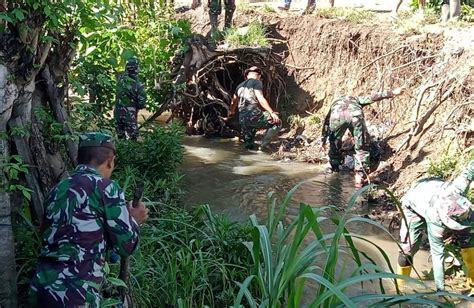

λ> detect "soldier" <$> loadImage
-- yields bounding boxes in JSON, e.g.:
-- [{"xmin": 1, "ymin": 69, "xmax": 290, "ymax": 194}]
[
  {"xmin": 321, "ymin": 88, "xmax": 403, "ymax": 187},
  {"xmin": 29, "ymin": 132, "xmax": 149, "ymax": 307},
  {"xmin": 208, "ymin": 0, "xmax": 235, "ymax": 37},
  {"xmin": 397, "ymin": 161, "xmax": 474, "ymax": 294},
  {"xmin": 229, "ymin": 66, "xmax": 281, "ymax": 151},
  {"xmin": 114, "ymin": 57, "xmax": 147, "ymax": 140}
]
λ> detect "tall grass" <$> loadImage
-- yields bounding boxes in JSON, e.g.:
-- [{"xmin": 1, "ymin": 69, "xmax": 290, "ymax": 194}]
[{"xmin": 233, "ymin": 184, "xmax": 470, "ymax": 307}]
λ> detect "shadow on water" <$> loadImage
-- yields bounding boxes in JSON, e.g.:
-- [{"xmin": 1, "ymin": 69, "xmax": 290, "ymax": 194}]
[{"xmin": 181, "ymin": 135, "xmax": 435, "ymax": 295}]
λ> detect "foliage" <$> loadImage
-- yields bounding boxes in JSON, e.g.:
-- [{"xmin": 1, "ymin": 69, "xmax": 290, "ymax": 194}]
[
  {"xmin": 0, "ymin": 154, "xmax": 32, "ymax": 202},
  {"xmin": 224, "ymin": 21, "xmax": 269, "ymax": 48},
  {"xmin": 122, "ymin": 204, "xmax": 255, "ymax": 307},
  {"xmin": 461, "ymin": 4, "xmax": 474, "ymax": 21},
  {"xmin": 262, "ymin": 4, "xmax": 277, "ymax": 13},
  {"xmin": 316, "ymin": 8, "xmax": 375, "ymax": 24},
  {"xmin": 410, "ymin": 0, "xmax": 443, "ymax": 12},
  {"xmin": 69, "ymin": 4, "xmax": 192, "ymax": 131},
  {"xmin": 114, "ymin": 123, "xmax": 185, "ymax": 203},
  {"xmin": 426, "ymin": 148, "xmax": 473, "ymax": 180},
  {"xmin": 233, "ymin": 184, "xmax": 468, "ymax": 307}
]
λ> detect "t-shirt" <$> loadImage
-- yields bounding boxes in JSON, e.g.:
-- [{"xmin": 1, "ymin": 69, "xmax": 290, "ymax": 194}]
[{"xmin": 236, "ymin": 78, "xmax": 263, "ymax": 114}]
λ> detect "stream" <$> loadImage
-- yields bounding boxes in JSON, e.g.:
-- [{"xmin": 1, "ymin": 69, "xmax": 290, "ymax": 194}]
[{"xmin": 181, "ymin": 136, "xmax": 435, "ymax": 295}]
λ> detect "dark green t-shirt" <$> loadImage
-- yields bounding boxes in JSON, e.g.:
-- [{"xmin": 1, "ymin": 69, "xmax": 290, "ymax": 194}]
[{"xmin": 236, "ymin": 78, "xmax": 263, "ymax": 114}]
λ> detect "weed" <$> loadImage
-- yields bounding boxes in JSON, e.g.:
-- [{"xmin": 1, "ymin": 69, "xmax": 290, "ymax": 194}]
[
  {"xmin": 426, "ymin": 148, "xmax": 472, "ymax": 180},
  {"xmin": 461, "ymin": 4, "xmax": 474, "ymax": 22},
  {"xmin": 234, "ymin": 184, "xmax": 470, "ymax": 306},
  {"xmin": 316, "ymin": 8, "xmax": 375, "ymax": 24},
  {"xmin": 224, "ymin": 21, "xmax": 269, "ymax": 48},
  {"xmin": 288, "ymin": 115, "xmax": 305, "ymax": 129},
  {"xmin": 262, "ymin": 4, "xmax": 276, "ymax": 13}
]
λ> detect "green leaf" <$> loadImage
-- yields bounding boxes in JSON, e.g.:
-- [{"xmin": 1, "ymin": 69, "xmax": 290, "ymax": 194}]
[
  {"xmin": 44, "ymin": 5, "xmax": 51, "ymax": 17},
  {"xmin": 107, "ymin": 277, "xmax": 127, "ymax": 288},
  {"xmin": 13, "ymin": 9, "xmax": 25, "ymax": 21},
  {"xmin": 121, "ymin": 48, "xmax": 135, "ymax": 60},
  {"xmin": 0, "ymin": 12, "xmax": 13, "ymax": 23},
  {"xmin": 100, "ymin": 298, "xmax": 122, "ymax": 307}
]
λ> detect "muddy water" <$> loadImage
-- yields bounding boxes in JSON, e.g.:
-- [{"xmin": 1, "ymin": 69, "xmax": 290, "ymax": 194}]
[{"xmin": 181, "ymin": 136, "xmax": 434, "ymax": 293}]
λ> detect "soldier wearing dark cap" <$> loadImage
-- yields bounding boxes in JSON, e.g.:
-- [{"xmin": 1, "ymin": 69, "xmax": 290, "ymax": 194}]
[
  {"xmin": 114, "ymin": 57, "xmax": 147, "ymax": 140},
  {"xmin": 397, "ymin": 160, "xmax": 474, "ymax": 294},
  {"xmin": 229, "ymin": 66, "xmax": 281, "ymax": 151},
  {"xmin": 29, "ymin": 132, "xmax": 149, "ymax": 307}
]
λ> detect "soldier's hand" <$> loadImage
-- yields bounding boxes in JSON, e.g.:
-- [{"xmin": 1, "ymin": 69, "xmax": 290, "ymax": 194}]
[
  {"xmin": 128, "ymin": 201, "xmax": 149, "ymax": 225},
  {"xmin": 270, "ymin": 112, "xmax": 281, "ymax": 124},
  {"xmin": 392, "ymin": 87, "xmax": 405, "ymax": 96}
]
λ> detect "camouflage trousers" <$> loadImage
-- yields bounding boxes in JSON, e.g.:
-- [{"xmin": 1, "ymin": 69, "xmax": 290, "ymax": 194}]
[
  {"xmin": 328, "ymin": 113, "xmax": 370, "ymax": 172},
  {"xmin": 240, "ymin": 110, "xmax": 280, "ymax": 149},
  {"xmin": 114, "ymin": 105, "xmax": 139, "ymax": 140},
  {"xmin": 29, "ymin": 261, "xmax": 101, "ymax": 307},
  {"xmin": 208, "ymin": 0, "xmax": 235, "ymax": 16}
]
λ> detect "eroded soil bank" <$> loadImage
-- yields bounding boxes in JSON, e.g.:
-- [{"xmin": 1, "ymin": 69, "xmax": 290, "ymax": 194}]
[{"xmin": 180, "ymin": 6, "xmax": 473, "ymax": 193}]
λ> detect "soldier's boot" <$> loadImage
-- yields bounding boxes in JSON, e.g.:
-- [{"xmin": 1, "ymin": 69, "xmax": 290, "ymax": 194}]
[
  {"xmin": 441, "ymin": 4, "xmax": 450, "ymax": 24},
  {"xmin": 396, "ymin": 265, "xmax": 412, "ymax": 286},
  {"xmin": 449, "ymin": 0, "xmax": 460, "ymax": 20},
  {"xmin": 209, "ymin": 13, "xmax": 220, "ymax": 41},
  {"xmin": 260, "ymin": 126, "xmax": 280, "ymax": 152},
  {"xmin": 224, "ymin": 10, "xmax": 234, "ymax": 31},
  {"xmin": 461, "ymin": 247, "xmax": 474, "ymax": 295}
]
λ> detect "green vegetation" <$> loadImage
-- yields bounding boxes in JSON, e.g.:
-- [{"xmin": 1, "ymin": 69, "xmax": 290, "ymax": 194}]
[
  {"xmin": 224, "ymin": 21, "xmax": 269, "ymax": 48},
  {"xmin": 427, "ymin": 148, "xmax": 473, "ymax": 181},
  {"xmin": 262, "ymin": 4, "xmax": 277, "ymax": 13},
  {"xmin": 316, "ymin": 8, "xmax": 375, "ymax": 24}
]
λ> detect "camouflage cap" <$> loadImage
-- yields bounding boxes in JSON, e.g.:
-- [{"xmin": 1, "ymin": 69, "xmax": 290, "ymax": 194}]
[
  {"xmin": 79, "ymin": 132, "xmax": 115, "ymax": 151},
  {"xmin": 436, "ymin": 193, "xmax": 473, "ymax": 231}
]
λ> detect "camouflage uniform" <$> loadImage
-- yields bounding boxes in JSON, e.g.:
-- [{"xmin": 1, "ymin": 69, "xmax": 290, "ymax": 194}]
[
  {"xmin": 398, "ymin": 161, "xmax": 474, "ymax": 291},
  {"xmin": 236, "ymin": 78, "xmax": 281, "ymax": 150},
  {"xmin": 29, "ymin": 133, "xmax": 139, "ymax": 307},
  {"xmin": 208, "ymin": 0, "xmax": 235, "ymax": 31},
  {"xmin": 114, "ymin": 58, "xmax": 146, "ymax": 140},
  {"xmin": 322, "ymin": 91, "xmax": 394, "ymax": 173}
]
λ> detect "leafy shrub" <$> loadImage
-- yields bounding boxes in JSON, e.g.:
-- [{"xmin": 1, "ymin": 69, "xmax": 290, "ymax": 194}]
[
  {"xmin": 114, "ymin": 123, "xmax": 185, "ymax": 203},
  {"xmin": 224, "ymin": 21, "xmax": 269, "ymax": 48},
  {"xmin": 316, "ymin": 8, "xmax": 375, "ymax": 24}
]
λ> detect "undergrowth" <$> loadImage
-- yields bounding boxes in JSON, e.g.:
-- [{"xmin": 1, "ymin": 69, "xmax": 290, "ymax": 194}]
[
  {"xmin": 316, "ymin": 8, "xmax": 375, "ymax": 24},
  {"xmin": 224, "ymin": 21, "xmax": 269, "ymax": 48}
]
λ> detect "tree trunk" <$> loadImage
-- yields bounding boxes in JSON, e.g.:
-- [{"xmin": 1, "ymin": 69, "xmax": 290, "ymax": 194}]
[{"xmin": 0, "ymin": 64, "xmax": 18, "ymax": 308}]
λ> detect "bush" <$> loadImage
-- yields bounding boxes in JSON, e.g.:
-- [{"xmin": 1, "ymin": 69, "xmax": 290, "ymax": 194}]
[
  {"xmin": 224, "ymin": 21, "xmax": 269, "ymax": 48},
  {"xmin": 114, "ymin": 123, "xmax": 185, "ymax": 203}
]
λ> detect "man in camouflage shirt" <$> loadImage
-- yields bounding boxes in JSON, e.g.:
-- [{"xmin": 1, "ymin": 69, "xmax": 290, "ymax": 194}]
[
  {"xmin": 397, "ymin": 160, "xmax": 474, "ymax": 293},
  {"xmin": 114, "ymin": 57, "xmax": 147, "ymax": 140},
  {"xmin": 229, "ymin": 66, "xmax": 281, "ymax": 151},
  {"xmin": 29, "ymin": 132, "xmax": 149, "ymax": 307},
  {"xmin": 321, "ymin": 87, "xmax": 403, "ymax": 187}
]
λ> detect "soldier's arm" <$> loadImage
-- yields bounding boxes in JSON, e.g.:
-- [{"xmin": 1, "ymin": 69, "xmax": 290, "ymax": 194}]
[
  {"xmin": 229, "ymin": 93, "xmax": 238, "ymax": 116},
  {"xmin": 103, "ymin": 181, "xmax": 139, "ymax": 256},
  {"xmin": 358, "ymin": 90, "xmax": 395, "ymax": 106},
  {"xmin": 134, "ymin": 81, "xmax": 147, "ymax": 109},
  {"xmin": 445, "ymin": 160, "xmax": 474, "ymax": 196}
]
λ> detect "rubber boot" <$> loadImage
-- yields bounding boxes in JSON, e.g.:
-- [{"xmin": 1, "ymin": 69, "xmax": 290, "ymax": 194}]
[
  {"xmin": 224, "ymin": 10, "xmax": 234, "ymax": 31},
  {"xmin": 209, "ymin": 13, "xmax": 220, "ymax": 41},
  {"xmin": 396, "ymin": 265, "xmax": 412, "ymax": 286},
  {"xmin": 449, "ymin": 0, "xmax": 460, "ymax": 20},
  {"xmin": 260, "ymin": 126, "xmax": 280, "ymax": 151},
  {"xmin": 441, "ymin": 4, "xmax": 450, "ymax": 24},
  {"xmin": 461, "ymin": 247, "xmax": 474, "ymax": 294}
]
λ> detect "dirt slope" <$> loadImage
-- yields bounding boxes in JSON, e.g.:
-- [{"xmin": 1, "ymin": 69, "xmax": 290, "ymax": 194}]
[{"xmin": 179, "ymin": 7, "xmax": 473, "ymax": 193}]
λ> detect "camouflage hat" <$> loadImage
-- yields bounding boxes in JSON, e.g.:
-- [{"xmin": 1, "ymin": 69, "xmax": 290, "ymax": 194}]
[
  {"xmin": 79, "ymin": 132, "xmax": 115, "ymax": 151},
  {"xmin": 436, "ymin": 193, "xmax": 473, "ymax": 231},
  {"xmin": 126, "ymin": 57, "xmax": 139, "ymax": 71},
  {"xmin": 244, "ymin": 66, "xmax": 262, "ymax": 77}
]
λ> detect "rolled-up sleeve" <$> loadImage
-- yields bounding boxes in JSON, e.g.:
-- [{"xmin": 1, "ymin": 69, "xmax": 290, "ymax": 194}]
[{"xmin": 358, "ymin": 91, "xmax": 394, "ymax": 106}]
